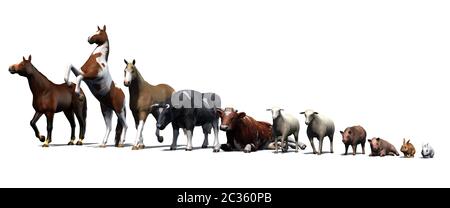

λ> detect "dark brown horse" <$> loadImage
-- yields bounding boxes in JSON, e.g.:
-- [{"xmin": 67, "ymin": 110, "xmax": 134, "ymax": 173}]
[
  {"xmin": 65, "ymin": 25, "xmax": 128, "ymax": 147},
  {"xmin": 9, "ymin": 55, "xmax": 87, "ymax": 147}
]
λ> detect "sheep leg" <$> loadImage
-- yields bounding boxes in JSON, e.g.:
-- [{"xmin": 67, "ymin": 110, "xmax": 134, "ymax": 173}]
[
  {"xmin": 318, "ymin": 136, "xmax": 324, "ymax": 155},
  {"xmin": 281, "ymin": 134, "xmax": 288, "ymax": 153},
  {"xmin": 308, "ymin": 136, "xmax": 317, "ymax": 154},
  {"xmin": 329, "ymin": 134, "xmax": 334, "ymax": 153}
]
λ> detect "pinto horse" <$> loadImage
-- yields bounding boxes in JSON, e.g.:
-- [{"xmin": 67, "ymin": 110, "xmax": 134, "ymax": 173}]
[
  {"xmin": 123, "ymin": 59, "xmax": 174, "ymax": 150},
  {"xmin": 65, "ymin": 25, "xmax": 128, "ymax": 147},
  {"xmin": 9, "ymin": 55, "xmax": 87, "ymax": 147}
]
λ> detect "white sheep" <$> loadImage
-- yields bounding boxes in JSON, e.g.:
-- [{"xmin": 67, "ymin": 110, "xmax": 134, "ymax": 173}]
[{"xmin": 300, "ymin": 109, "xmax": 335, "ymax": 155}]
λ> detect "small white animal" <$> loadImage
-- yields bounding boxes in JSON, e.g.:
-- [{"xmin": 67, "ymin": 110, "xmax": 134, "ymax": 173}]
[{"xmin": 421, "ymin": 143, "xmax": 435, "ymax": 158}]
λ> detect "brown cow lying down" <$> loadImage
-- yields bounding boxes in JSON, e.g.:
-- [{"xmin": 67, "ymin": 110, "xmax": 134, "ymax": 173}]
[{"xmin": 217, "ymin": 107, "xmax": 306, "ymax": 153}]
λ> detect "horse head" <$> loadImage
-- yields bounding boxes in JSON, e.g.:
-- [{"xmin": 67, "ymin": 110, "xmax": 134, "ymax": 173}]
[
  {"xmin": 9, "ymin": 55, "xmax": 33, "ymax": 76},
  {"xmin": 123, "ymin": 59, "xmax": 137, "ymax": 87},
  {"xmin": 88, "ymin": 25, "xmax": 108, "ymax": 45}
]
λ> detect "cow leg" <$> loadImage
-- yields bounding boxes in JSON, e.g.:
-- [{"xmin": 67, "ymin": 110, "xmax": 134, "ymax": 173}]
[
  {"xmin": 201, "ymin": 124, "xmax": 211, "ymax": 148},
  {"xmin": 244, "ymin": 143, "xmax": 256, "ymax": 153},
  {"xmin": 170, "ymin": 127, "xmax": 180, "ymax": 150},
  {"xmin": 286, "ymin": 137, "xmax": 306, "ymax": 150},
  {"xmin": 185, "ymin": 129, "xmax": 193, "ymax": 151},
  {"xmin": 329, "ymin": 134, "xmax": 334, "ymax": 153},
  {"xmin": 212, "ymin": 120, "xmax": 220, "ymax": 152},
  {"xmin": 152, "ymin": 109, "xmax": 164, "ymax": 143},
  {"xmin": 30, "ymin": 112, "xmax": 45, "ymax": 142},
  {"xmin": 100, "ymin": 104, "xmax": 113, "ymax": 147},
  {"xmin": 63, "ymin": 110, "xmax": 76, "ymax": 145},
  {"xmin": 352, "ymin": 144, "xmax": 357, "ymax": 155},
  {"xmin": 43, "ymin": 112, "xmax": 54, "ymax": 147},
  {"xmin": 344, "ymin": 144, "xmax": 349, "ymax": 155}
]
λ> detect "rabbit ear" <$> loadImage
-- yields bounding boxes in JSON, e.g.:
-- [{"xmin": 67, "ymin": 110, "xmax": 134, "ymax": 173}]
[
  {"xmin": 403, "ymin": 138, "xmax": 406, "ymax": 144},
  {"xmin": 407, "ymin": 139, "xmax": 410, "ymax": 144}
]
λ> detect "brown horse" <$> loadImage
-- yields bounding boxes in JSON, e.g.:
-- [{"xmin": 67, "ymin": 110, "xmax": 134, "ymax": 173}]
[
  {"xmin": 123, "ymin": 59, "xmax": 174, "ymax": 150},
  {"xmin": 65, "ymin": 25, "xmax": 128, "ymax": 147},
  {"xmin": 9, "ymin": 55, "xmax": 87, "ymax": 147}
]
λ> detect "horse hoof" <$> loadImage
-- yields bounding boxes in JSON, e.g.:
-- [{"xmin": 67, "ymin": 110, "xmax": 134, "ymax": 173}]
[
  {"xmin": 138, "ymin": 144, "xmax": 145, "ymax": 149},
  {"xmin": 202, "ymin": 145, "xmax": 208, "ymax": 148},
  {"xmin": 300, "ymin": 145, "xmax": 307, "ymax": 150},
  {"xmin": 213, "ymin": 149, "xmax": 220, "ymax": 153},
  {"xmin": 185, "ymin": 148, "xmax": 192, "ymax": 151},
  {"xmin": 132, "ymin": 145, "xmax": 139, "ymax": 150},
  {"xmin": 39, "ymin": 136, "xmax": 46, "ymax": 142},
  {"xmin": 157, "ymin": 136, "xmax": 164, "ymax": 143},
  {"xmin": 76, "ymin": 141, "xmax": 83, "ymax": 145},
  {"xmin": 42, "ymin": 144, "xmax": 49, "ymax": 148},
  {"xmin": 170, "ymin": 147, "xmax": 176, "ymax": 150},
  {"xmin": 243, "ymin": 150, "xmax": 250, "ymax": 153},
  {"xmin": 116, "ymin": 144, "xmax": 124, "ymax": 148},
  {"xmin": 68, "ymin": 141, "xmax": 75, "ymax": 145},
  {"xmin": 99, "ymin": 144, "xmax": 106, "ymax": 148}
]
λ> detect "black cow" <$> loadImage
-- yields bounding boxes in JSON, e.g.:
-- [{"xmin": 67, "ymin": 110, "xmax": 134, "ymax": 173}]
[{"xmin": 155, "ymin": 90, "xmax": 221, "ymax": 152}]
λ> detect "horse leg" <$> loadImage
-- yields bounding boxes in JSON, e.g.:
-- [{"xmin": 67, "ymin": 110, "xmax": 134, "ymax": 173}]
[
  {"xmin": 74, "ymin": 103, "xmax": 86, "ymax": 145},
  {"xmin": 152, "ymin": 110, "xmax": 164, "ymax": 143},
  {"xmin": 74, "ymin": 75, "xmax": 84, "ymax": 97},
  {"xmin": 30, "ymin": 112, "xmax": 44, "ymax": 142},
  {"xmin": 43, "ymin": 112, "xmax": 54, "ymax": 147},
  {"xmin": 100, "ymin": 104, "xmax": 113, "ymax": 147},
  {"xmin": 132, "ymin": 112, "xmax": 148, "ymax": 150},
  {"xmin": 63, "ymin": 110, "xmax": 76, "ymax": 145},
  {"xmin": 115, "ymin": 107, "xmax": 128, "ymax": 147}
]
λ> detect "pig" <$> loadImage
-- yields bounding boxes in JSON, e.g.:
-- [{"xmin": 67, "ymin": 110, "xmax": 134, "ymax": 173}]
[
  {"xmin": 340, "ymin": 125, "xmax": 367, "ymax": 155},
  {"xmin": 368, "ymin": 137, "xmax": 399, "ymax": 157}
]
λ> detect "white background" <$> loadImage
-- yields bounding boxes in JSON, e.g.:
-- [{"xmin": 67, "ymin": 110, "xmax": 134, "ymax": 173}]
[{"xmin": 0, "ymin": 0, "xmax": 449, "ymax": 187}]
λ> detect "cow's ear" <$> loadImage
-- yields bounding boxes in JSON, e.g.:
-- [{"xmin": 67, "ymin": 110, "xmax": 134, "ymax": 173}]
[
  {"xmin": 368, "ymin": 139, "xmax": 372, "ymax": 143},
  {"xmin": 237, "ymin": 112, "xmax": 246, "ymax": 119},
  {"xmin": 376, "ymin": 138, "xmax": 380, "ymax": 141},
  {"xmin": 216, "ymin": 108, "xmax": 224, "ymax": 118},
  {"xmin": 340, "ymin": 131, "xmax": 344, "ymax": 135},
  {"xmin": 124, "ymin": 59, "xmax": 128, "ymax": 65}
]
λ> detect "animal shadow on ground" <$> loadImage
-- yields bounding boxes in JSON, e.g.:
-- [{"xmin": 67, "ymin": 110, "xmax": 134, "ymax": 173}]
[
  {"xmin": 43, "ymin": 143, "xmax": 97, "ymax": 147},
  {"xmin": 340, "ymin": 152, "xmax": 365, "ymax": 156},
  {"xmin": 303, "ymin": 151, "xmax": 333, "ymax": 155}
]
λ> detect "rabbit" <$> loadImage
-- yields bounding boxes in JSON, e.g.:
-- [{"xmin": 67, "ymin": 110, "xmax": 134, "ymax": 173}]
[
  {"xmin": 421, "ymin": 143, "xmax": 435, "ymax": 158},
  {"xmin": 400, "ymin": 138, "xmax": 415, "ymax": 158}
]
